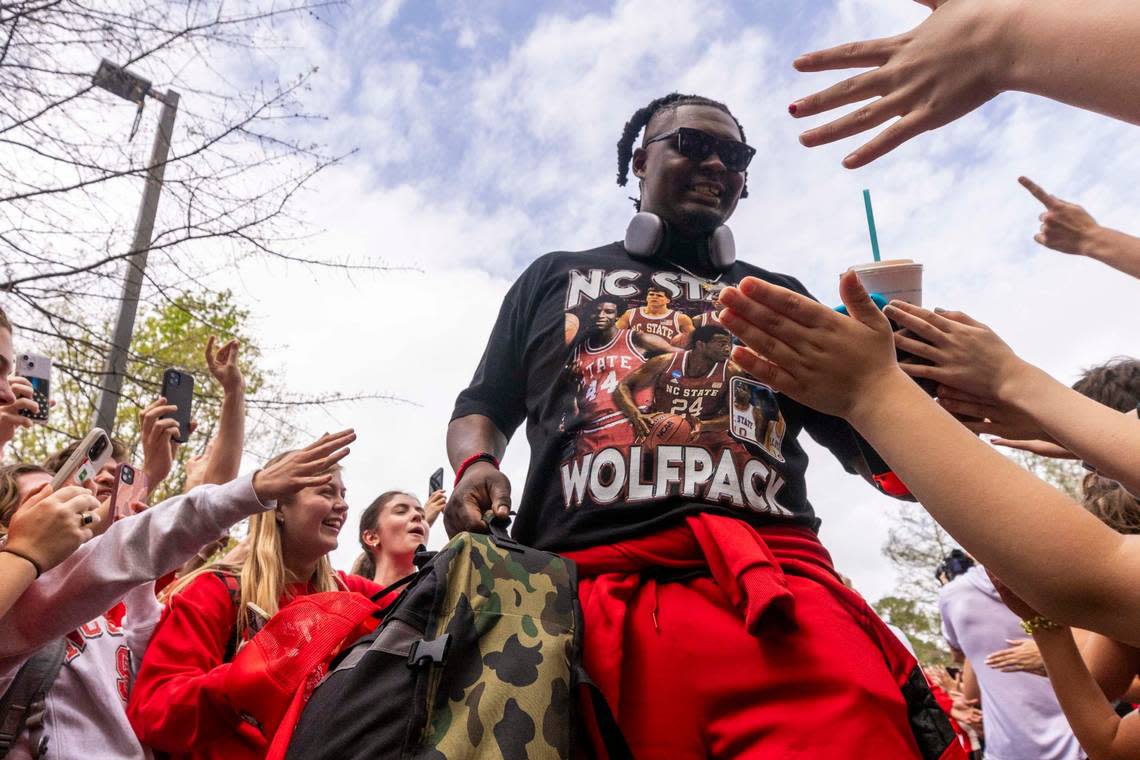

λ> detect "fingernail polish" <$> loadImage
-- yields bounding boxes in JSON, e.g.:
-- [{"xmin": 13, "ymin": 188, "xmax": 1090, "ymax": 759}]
[
  {"xmin": 788, "ymin": 103, "xmax": 798, "ymax": 115},
  {"xmin": 934, "ymin": 307, "xmax": 946, "ymax": 313}
]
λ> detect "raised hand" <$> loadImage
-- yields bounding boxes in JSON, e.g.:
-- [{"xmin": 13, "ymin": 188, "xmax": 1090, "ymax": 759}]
[
  {"xmin": 251, "ymin": 429, "xmax": 355, "ymax": 503},
  {"xmin": 1019, "ymin": 176, "xmax": 1101, "ymax": 255},
  {"xmin": 5, "ymin": 484, "xmax": 101, "ymax": 573},
  {"xmin": 423, "ymin": 489, "xmax": 446, "ymax": 526},
  {"xmin": 205, "ymin": 336, "xmax": 244, "ymax": 394},
  {"xmin": 140, "ymin": 397, "xmax": 183, "ymax": 492},
  {"xmin": 883, "ymin": 302, "xmax": 1025, "ymax": 401},
  {"xmin": 0, "ymin": 375, "xmax": 39, "ymax": 446},
  {"xmin": 791, "ymin": 0, "xmax": 1006, "ymax": 168},
  {"xmin": 720, "ymin": 270, "xmax": 898, "ymax": 419}
]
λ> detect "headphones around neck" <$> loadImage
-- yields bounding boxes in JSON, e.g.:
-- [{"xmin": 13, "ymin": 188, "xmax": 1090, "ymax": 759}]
[{"xmin": 623, "ymin": 212, "xmax": 736, "ymax": 272}]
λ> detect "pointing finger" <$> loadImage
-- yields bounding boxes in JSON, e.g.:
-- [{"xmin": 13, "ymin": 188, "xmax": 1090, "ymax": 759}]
[{"xmin": 1018, "ymin": 176, "xmax": 1057, "ymax": 208}]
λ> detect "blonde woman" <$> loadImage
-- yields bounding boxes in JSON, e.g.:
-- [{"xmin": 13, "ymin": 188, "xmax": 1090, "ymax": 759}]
[{"xmin": 128, "ymin": 442, "xmax": 379, "ymax": 760}]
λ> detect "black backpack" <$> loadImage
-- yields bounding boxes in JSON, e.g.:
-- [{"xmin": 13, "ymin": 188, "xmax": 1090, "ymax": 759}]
[{"xmin": 284, "ymin": 522, "xmax": 629, "ymax": 759}]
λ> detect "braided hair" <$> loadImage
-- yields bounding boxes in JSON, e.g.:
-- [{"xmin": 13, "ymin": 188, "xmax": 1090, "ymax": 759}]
[{"xmin": 616, "ymin": 93, "xmax": 750, "ymax": 210}]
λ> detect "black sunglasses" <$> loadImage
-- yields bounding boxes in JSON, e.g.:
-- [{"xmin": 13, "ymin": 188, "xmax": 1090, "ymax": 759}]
[{"xmin": 645, "ymin": 127, "xmax": 756, "ymax": 172}]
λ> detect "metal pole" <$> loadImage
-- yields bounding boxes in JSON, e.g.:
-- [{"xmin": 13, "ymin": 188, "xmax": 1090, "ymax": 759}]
[{"xmin": 93, "ymin": 90, "xmax": 179, "ymax": 433}]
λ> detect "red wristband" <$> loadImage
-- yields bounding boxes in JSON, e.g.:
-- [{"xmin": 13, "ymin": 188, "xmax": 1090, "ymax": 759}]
[
  {"xmin": 873, "ymin": 471, "xmax": 911, "ymax": 497},
  {"xmin": 454, "ymin": 453, "xmax": 499, "ymax": 487}
]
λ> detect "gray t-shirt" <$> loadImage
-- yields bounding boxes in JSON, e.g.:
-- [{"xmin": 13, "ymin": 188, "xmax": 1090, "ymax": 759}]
[{"xmin": 939, "ymin": 566, "xmax": 1083, "ymax": 760}]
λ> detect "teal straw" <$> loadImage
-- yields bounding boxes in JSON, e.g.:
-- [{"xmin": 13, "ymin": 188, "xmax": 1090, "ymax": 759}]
[{"xmin": 862, "ymin": 189, "xmax": 881, "ymax": 262}]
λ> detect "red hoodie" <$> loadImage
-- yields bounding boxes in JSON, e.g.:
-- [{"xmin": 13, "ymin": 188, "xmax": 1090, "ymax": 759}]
[{"xmin": 128, "ymin": 570, "xmax": 379, "ymax": 760}]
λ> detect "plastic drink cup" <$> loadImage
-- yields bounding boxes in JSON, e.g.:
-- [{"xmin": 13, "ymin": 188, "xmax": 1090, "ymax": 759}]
[{"xmin": 846, "ymin": 259, "xmax": 923, "ymax": 306}]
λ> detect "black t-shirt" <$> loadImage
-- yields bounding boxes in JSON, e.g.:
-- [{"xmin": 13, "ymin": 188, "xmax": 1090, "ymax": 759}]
[{"xmin": 452, "ymin": 242, "xmax": 881, "ymax": 552}]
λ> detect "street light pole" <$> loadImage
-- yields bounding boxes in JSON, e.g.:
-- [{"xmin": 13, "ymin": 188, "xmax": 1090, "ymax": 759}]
[{"xmin": 92, "ymin": 66, "xmax": 179, "ymax": 432}]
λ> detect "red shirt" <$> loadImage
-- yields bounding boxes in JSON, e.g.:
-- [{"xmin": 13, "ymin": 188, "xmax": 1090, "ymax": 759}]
[{"xmin": 128, "ymin": 570, "xmax": 379, "ymax": 760}]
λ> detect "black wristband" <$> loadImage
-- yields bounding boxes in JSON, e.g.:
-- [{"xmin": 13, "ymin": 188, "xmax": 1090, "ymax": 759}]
[{"xmin": 2, "ymin": 547, "xmax": 43, "ymax": 578}]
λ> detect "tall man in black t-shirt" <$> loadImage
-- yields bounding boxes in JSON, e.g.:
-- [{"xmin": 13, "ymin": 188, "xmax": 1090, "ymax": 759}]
[{"xmin": 446, "ymin": 94, "xmax": 961, "ymax": 760}]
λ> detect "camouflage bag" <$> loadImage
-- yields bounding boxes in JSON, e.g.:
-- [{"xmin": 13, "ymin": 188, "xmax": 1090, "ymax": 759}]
[{"xmin": 283, "ymin": 519, "xmax": 630, "ymax": 760}]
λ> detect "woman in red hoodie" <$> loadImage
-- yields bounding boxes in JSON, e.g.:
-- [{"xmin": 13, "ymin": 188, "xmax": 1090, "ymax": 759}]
[{"xmin": 128, "ymin": 448, "xmax": 381, "ymax": 760}]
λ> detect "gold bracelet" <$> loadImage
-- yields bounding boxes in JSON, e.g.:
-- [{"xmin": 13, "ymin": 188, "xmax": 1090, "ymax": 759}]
[{"xmin": 1020, "ymin": 615, "xmax": 1062, "ymax": 635}]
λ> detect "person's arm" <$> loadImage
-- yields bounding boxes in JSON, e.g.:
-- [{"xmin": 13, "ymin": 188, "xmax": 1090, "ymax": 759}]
[
  {"xmin": 0, "ymin": 553, "xmax": 36, "ymax": 622},
  {"xmin": 960, "ymin": 659, "xmax": 980, "ymax": 703},
  {"xmin": 423, "ymin": 489, "xmax": 446, "ymax": 527},
  {"xmin": 1080, "ymin": 632, "xmax": 1140, "ymax": 702},
  {"xmin": 444, "ymin": 415, "xmax": 512, "ymax": 536},
  {"xmin": 0, "ymin": 430, "xmax": 353, "ymax": 659},
  {"xmin": 127, "ymin": 573, "xmax": 243, "ymax": 751},
  {"xmin": 0, "ymin": 484, "xmax": 99, "ymax": 621},
  {"xmin": 139, "ymin": 396, "xmax": 185, "ymax": 499},
  {"xmin": 1019, "ymin": 177, "xmax": 1140, "ymax": 281},
  {"xmin": 719, "ymin": 272, "xmax": 1140, "ymax": 644},
  {"xmin": 886, "ymin": 300, "xmax": 1140, "ymax": 496},
  {"xmin": 0, "ymin": 475, "xmax": 268, "ymax": 660},
  {"xmin": 993, "ymin": 577, "xmax": 1140, "ymax": 760},
  {"xmin": 444, "ymin": 260, "xmax": 548, "ymax": 537},
  {"xmin": 790, "ymin": 0, "xmax": 1140, "ymax": 168},
  {"xmin": 613, "ymin": 354, "xmax": 670, "ymax": 439},
  {"xmin": 201, "ymin": 337, "xmax": 245, "ymax": 486}
]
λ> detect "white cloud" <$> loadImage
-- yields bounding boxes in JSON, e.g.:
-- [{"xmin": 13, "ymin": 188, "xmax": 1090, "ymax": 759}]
[{"xmin": 214, "ymin": 0, "xmax": 1137, "ymax": 605}]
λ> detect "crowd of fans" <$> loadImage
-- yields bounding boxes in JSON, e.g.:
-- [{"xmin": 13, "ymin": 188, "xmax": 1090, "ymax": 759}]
[{"xmin": 2, "ymin": 1, "xmax": 1140, "ymax": 757}]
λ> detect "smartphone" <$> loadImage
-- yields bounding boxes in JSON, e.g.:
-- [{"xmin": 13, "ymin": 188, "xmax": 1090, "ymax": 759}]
[
  {"xmin": 160, "ymin": 369, "xmax": 194, "ymax": 444},
  {"xmin": 428, "ymin": 466, "xmax": 444, "ymax": 496},
  {"xmin": 51, "ymin": 428, "xmax": 113, "ymax": 491},
  {"xmin": 110, "ymin": 463, "xmax": 148, "ymax": 521},
  {"xmin": 15, "ymin": 353, "xmax": 50, "ymax": 422}
]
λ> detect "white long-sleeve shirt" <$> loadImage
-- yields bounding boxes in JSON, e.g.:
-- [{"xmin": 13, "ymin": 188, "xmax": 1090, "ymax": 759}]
[{"xmin": 0, "ymin": 474, "xmax": 273, "ymax": 760}]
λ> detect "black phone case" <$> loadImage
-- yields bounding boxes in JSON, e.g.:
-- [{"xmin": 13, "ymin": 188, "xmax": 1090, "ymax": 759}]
[
  {"xmin": 161, "ymin": 369, "xmax": 195, "ymax": 443},
  {"xmin": 429, "ymin": 467, "xmax": 444, "ymax": 494}
]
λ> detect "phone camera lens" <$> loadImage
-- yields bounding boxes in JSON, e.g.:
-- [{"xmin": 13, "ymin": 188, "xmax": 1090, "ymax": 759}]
[
  {"xmin": 122, "ymin": 469, "xmax": 134, "ymax": 484},
  {"xmin": 89, "ymin": 437, "xmax": 107, "ymax": 460},
  {"xmin": 170, "ymin": 372, "xmax": 181, "ymax": 387}
]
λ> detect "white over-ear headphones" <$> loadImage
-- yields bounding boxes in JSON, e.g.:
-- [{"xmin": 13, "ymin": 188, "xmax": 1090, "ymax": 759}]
[{"xmin": 623, "ymin": 211, "xmax": 736, "ymax": 272}]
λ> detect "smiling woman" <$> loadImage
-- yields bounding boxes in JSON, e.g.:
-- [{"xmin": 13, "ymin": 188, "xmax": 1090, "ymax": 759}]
[{"xmin": 128, "ymin": 445, "xmax": 383, "ymax": 760}]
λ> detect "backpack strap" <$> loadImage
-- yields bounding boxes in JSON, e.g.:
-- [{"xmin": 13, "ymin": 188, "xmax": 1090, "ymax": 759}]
[
  {"xmin": 574, "ymin": 664, "xmax": 633, "ymax": 760},
  {"xmin": 0, "ymin": 638, "xmax": 69, "ymax": 760},
  {"xmin": 213, "ymin": 571, "xmax": 242, "ymax": 663}
]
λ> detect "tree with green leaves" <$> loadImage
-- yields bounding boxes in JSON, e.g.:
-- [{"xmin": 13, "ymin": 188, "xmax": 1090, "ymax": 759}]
[{"xmin": 7, "ymin": 289, "xmax": 287, "ymax": 499}]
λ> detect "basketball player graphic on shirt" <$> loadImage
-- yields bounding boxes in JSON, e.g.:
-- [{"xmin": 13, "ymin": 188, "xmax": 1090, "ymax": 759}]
[
  {"xmin": 729, "ymin": 377, "xmax": 787, "ymax": 462},
  {"xmin": 616, "ymin": 284, "xmax": 694, "ymax": 344},
  {"xmin": 565, "ymin": 299, "xmax": 675, "ymax": 453},
  {"xmin": 614, "ymin": 324, "xmax": 739, "ymax": 445},
  {"xmin": 675, "ymin": 283, "xmax": 727, "ymax": 348}
]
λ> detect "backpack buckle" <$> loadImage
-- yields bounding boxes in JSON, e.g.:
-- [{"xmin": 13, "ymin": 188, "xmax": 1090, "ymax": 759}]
[{"xmin": 407, "ymin": 634, "xmax": 451, "ymax": 667}]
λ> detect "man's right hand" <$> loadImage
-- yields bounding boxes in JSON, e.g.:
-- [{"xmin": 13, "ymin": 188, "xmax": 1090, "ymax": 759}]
[
  {"xmin": 6, "ymin": 484, "xmax": 101, "ymax": 572},
  {"xmin": 444, "ymin": 461, "xmax": 511, "ymax": 537}
]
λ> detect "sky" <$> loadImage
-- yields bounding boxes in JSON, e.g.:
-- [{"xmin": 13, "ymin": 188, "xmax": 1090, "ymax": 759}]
[{"xmin": 187, "ymin": 0, "xmax": 1137, "ymax": 601}]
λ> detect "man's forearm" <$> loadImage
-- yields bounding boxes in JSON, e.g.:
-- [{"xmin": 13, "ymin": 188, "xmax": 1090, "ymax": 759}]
[
  {"xmin": 446, "ymin": 414, "xmax": 508, "ymax": 471},
  {"xmin": 202, "ymin": 388, "xmax": 245, "ymax": 486},
  {"xmin": 847, "ymin": 369, "xmax": 1140, "ymax": 642},
  {"xmin": 1085, "ymin": 226, "xmax": 1140, "ymax": 280}
]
